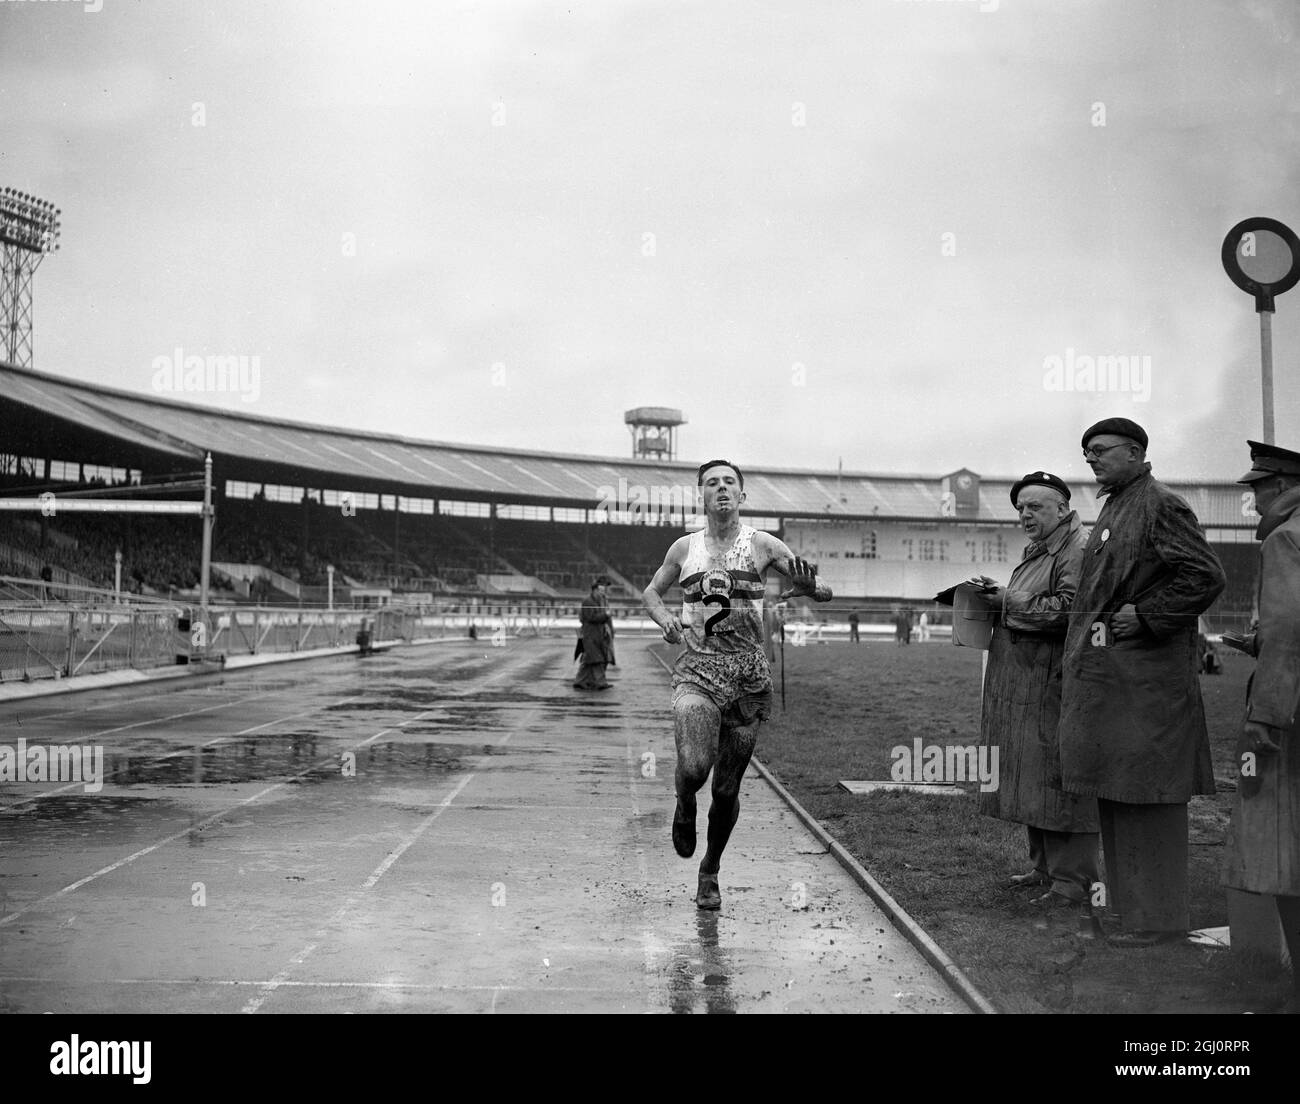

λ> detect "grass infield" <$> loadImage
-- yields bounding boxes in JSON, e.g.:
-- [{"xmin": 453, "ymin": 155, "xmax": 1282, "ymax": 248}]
[{"xmin": 659, "ymin": 638, "xmax": 1290, "ymax": 1015}]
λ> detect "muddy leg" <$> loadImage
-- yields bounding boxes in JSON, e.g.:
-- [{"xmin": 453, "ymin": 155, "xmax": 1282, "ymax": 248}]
[
  {"xmin": 699, "ymin": 718, "xmax": 759, "ymax": 877},
  {"xmin": 673, "ymin": 691, "xmax": 720, "ymax": 858}
]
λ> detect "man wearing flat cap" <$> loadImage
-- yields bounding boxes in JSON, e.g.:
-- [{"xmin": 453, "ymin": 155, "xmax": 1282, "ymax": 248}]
[
  {"xmin": 573, "ymin": 575, "xmax": 614, "ymax": 690},
  {"xmin": 972, "ymin": 471, "xmax": 1098, "ymax": 917},
  {"xmin": 1058, "ymin": 418, "xmax": 1225, "ymax": 947},
  {"xmin": 1222, "ymin": 440, "xmax": 1300, "ymax": 1009}
]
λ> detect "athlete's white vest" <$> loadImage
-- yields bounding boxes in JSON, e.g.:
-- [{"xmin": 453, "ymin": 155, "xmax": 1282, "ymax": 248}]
[{"xmin": 679, "ymin": 525, "xmax": 765, "ymax": 655}]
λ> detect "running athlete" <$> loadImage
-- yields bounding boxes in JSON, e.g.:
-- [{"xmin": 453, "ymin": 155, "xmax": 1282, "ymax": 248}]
[{"xmin": 643, "ymin": 459, "xmax": 832, "ymax": 909}]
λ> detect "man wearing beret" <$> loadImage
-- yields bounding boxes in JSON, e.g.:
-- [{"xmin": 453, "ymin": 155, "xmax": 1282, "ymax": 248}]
[
  {"xmin": 573, "ymin": 575, "xmax": 614, "ymax": 690},
  {"xmin": 972, "ymin": 472, "xmax": 1098, "ymax": 918},
  {"xmin": 1222, "ymin": 440, "xmax": 1300, "ymax": 1010},
  {"xmin": 1058, "ymin": 418, "xmax": 1225, "ymax": 947}
]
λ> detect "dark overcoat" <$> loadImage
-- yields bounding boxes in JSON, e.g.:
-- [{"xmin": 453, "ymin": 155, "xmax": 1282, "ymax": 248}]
[
  {"xmin": 1058, "ymin": 468, "xmax": 1225, "ymax": 803},
  {"xmin": 978, "ymin": 512, "xmax": 1097, "ymax": 831},
  {"xmin": 578, "ymin": 591, "xmax": 613, "ymax": 664},
  {"xmin": 1223, "ymin": 486, "xmax": 1300, "ymax": 895}
]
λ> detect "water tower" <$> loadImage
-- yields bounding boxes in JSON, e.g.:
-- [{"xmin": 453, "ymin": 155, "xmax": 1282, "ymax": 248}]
[{"xmin": 625, "ymin": 407, "xmax": 685, "ymax": 461}]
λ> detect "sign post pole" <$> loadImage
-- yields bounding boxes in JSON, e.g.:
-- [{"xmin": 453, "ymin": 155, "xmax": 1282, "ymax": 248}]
[{"xmin": 1222, "ymin": 217, "xmax": 1300, "ymax": 445}]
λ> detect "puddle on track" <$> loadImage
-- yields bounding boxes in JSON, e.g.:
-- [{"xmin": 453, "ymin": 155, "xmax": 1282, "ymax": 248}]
[{"xmin": 1, "ymin": 737, "xmax": 540, "ymax": 798}]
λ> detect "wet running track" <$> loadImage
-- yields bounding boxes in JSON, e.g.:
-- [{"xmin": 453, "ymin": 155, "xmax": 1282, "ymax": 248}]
[{"xmin": 0, "ymin": 639, "xmax": 968, "ymax": 1013}]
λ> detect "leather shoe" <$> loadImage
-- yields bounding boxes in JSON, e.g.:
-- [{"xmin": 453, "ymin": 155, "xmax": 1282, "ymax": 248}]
[
  {"xmin": 1009, "ymin": 871, "xmax": 1048, "ymax": 889},
  {"xmin": 1030, "ymin": 889, "xmax": 1078, "ymax": 907}
]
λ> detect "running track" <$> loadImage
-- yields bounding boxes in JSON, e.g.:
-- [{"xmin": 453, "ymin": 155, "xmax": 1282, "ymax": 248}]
[{"xmin": 0, "ymin": 639, "xmax": 967, "ymax": 1013}]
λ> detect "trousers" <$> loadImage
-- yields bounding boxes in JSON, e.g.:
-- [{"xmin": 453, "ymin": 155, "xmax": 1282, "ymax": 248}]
[
  {"xmin": 1099, "ymin": 799, "xmax": 1189, "ymax": 932},
  {"xmin": 1026, "ymin": 826, "xmax": 1099, "ymax": 902}
]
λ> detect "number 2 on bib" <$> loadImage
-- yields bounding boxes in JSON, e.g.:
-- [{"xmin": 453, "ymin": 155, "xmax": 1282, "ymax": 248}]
[{"xmin": 703, "ymin": 593, "xmax": 731, "ymax": 636}]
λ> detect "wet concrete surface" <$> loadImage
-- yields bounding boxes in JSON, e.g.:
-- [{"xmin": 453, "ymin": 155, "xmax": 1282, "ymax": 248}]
[{"xmin": 0, "ymin": 640, "xmax": 968, "ymax": 1013}]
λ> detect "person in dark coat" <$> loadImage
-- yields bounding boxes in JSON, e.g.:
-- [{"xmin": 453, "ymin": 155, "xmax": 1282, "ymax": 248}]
[
  {"xmin": 973, "ymin": 472, "xmax": 1098, "ymax": 914},
  {"xmin": 573, "ymin": 576, "xmax": 613, "ymax": 690},
  {"xmin": 1058, "ymin": 418, "xmax": 1226, "ymax": 947},
  {"xmin": 1222, "ymin": 440, "xmax": 1300, "ymax": 1011}
]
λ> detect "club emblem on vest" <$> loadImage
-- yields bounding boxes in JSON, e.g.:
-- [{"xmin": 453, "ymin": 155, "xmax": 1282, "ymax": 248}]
[{"xmin": 700, "ymin": 569, "xmax": 733, "ymax": 597}]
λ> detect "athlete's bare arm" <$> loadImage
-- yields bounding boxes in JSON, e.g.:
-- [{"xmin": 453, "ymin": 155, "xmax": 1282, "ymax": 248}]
[
  {"xmin": 756, "ymin": 532, "xmax": 833, "ymax": 602},
  {"xmin": 643, "ymin": 535, "xmax": 691, "ymax": 643}
]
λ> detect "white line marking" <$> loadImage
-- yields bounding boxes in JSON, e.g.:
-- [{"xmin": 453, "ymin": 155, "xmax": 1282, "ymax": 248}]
[
  {"xmin": 0, "ymin": 976, "xmax": 619, "ymax": 993},
  {"xmin": 239, "ymin": 655, "xmax": 538, "ymax": 1013},
  {"xmin": 239, "ymin": 770, "xmax": 488, "ymax": 1014},
  {"xmin": 0, "ymin": 698, "xmax": 455, "ymax": 926},
  {"xmin": 0, "ymin": 696, "xmax": 362, "ymax": 813}
]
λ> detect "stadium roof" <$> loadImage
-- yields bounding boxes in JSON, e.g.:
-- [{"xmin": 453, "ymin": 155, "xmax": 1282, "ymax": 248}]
[{"xmin": 0, "ymin": 362, "xmax": 1252, "ymax": 527}]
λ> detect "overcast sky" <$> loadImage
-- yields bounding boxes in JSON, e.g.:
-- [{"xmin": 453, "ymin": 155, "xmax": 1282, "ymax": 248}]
[{"xmin": 3, "ymin": 0, "xmax": 1298, "ymax": 485}]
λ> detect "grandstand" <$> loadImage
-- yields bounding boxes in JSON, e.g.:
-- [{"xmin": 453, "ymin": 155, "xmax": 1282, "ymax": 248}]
[{"xmin": 1, "ymin": 361, "xmax": 1259, "ymax": 628}]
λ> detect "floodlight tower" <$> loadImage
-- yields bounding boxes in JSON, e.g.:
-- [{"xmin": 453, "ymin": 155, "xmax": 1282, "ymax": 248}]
[{"xmin": 0, "ymin": 186, "xmax": 62, "ymax": 367}]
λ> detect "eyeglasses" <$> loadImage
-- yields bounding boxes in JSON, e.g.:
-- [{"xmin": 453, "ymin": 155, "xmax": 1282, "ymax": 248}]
[{"xmin": 1082, "ymin": 443, "xmax": 1129, "ymax": 460}]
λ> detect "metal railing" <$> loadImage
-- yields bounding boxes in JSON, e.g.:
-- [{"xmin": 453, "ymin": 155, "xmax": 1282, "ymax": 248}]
[{"xmin": 0, "ymin": 606, "xmax": 183, "ymax": 682}]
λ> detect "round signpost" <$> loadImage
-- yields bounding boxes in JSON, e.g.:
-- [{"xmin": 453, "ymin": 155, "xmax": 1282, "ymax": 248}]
[{"xmin": 1222, "ymin": 217, "xmax": 1300, "ymax": 444}]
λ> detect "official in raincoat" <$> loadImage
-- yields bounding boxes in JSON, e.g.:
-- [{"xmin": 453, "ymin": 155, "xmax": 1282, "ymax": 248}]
[
  {"xmin": 975, "ymin": 471, "xmax": 1098, "ymax": 908},
  {"xmin": 1222, "ymin": 440, "xmax": 1300, "ymax": 1009},
  {"xmin": 573, "ymin": 575, "xmax": 614, "ymax": 690},
  {"xmin": 1058, "ymin": 419, "xmax": 1225, "ymax": 946}
]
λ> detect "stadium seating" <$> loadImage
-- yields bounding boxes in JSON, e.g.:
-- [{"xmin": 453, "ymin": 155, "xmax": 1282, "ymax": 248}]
[{"xmin": 0, "ymin": 483, "xmax": 1260, "ymax": 621}]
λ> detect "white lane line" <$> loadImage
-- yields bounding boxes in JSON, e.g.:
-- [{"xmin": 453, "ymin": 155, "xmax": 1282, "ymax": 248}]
[
  {"xmin": 0, "ymin": 698, "xmax": 454, "ymax": 927},
  {"xmin": 620, "ymin": 653, "xmax": 663, "ymax": 1014},
  {"xmin": 240, "ymin": 655, "xmax": 539, "ymax": 1014},
  {"xmin": 0, "ymin": 646, "xmax": 500, "ymax": 811},
  {"xmin": 0, "ymin": 696, "xmax": 363, "ymax": 813},
  {"xmin": 68, "ymin": 692, "xmax": 288, "ymax": 740},
  {"xmin": 9, "ymin": 685, "xmax": 266, "ymax": 725},
  {"xmin": 5, "ymin": 646, "xmax": 488, "ymax": 727},
  {"xmin": 426, "ymin": 804, "xmax": 638, "ymax": 812},
  {"xmin": 241, "ymin": 738, "xmax": 526, "ymax": 1015},
  {"xmin": 0, "ymin": 976, "xmax": 625, "ymax": 993}
]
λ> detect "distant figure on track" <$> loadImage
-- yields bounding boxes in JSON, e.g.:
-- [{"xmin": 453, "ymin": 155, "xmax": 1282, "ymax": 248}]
[
  {"xmin": 573, "ymin": 575, "xmax": 614, "ymax": 690},
  {"xmin": 643, "ymin": 460, "xmax": 832, "ymax": 909},
  {"xmin": 848, "ymin": 608, "xmax": 860, "ymax": 643}
]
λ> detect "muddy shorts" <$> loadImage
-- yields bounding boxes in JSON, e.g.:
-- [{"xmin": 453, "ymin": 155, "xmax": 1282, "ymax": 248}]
[{"xmin": 671, "ymin": 650, "xmax": 773, "ymax": 728}]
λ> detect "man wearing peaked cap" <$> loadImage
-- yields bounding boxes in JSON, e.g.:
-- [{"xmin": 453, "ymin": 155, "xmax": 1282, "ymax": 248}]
[
  {"xmin": 1058, "ymin": 419, "xmax": 1226, "ymax": 947},
  {"xmin": 1223, "ymin": 439, "xmax": 1300, "ymax": 1008},
  {"xmin": 1236, "ymin": 439, "xmax": 1300, "ymax": 485},
  {"xmin": 972, "ymin": 470, "xmax": 1098, "ymax": 920}
]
